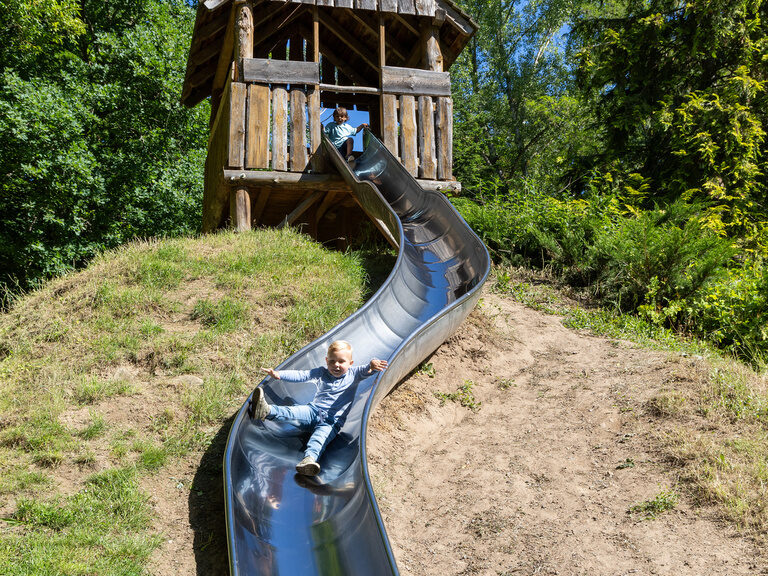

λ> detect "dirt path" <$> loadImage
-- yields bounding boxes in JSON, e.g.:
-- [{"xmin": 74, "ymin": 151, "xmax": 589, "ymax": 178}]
[
  {"xmin": 367, "ymin": 293, "xmax": 763, "ymax": 576},
  {"xmin": 146, "ymin": 291, "xmax": 764, "ymax": 575}
]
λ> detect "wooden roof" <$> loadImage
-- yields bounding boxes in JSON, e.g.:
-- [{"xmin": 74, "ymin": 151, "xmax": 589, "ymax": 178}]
[{"xmin": 181, "ymin": 0, "xmax": 477, "ymax": 107}]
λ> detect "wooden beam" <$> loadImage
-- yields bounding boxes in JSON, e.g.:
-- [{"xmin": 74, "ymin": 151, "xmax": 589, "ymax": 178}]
[
  {"xmin": 246, "ymin": 83, "xmax": 270, "ymax": 169},
  {"xmin": 189, "ymin": 39, "xmax": 222, "ymax": 68},
  {"xmin": 309, "ymin": 87, "xmax": 326, "ymax": 172},
  {"xmin": 381, "ymin": 66, "xmax": 450, "ymax": 97},
  {"xmin": 234, "ymin": 1, "xmax": 253, "ymax": 80},
  {"xmin": 318, "ymin": 83, "xmax": 379, "ymax": 94},
  {"xmin": 392, "ymin": 12, "xmax": 418, "ymax": 36},
  {"xmin": 277, "ymin": 191, "xmax": 324, "ymax": 229},
  {"xmin": 418, "ymin": 95, "xmax": 436, "ymax": 179},
  {"xmin": 252, "ymin": 188, "xmax": 272, "ymax": 223},
  {"xmin": 313, "ymin": 7, "xmax": 320, "ymax": 62},
  {"xmin": 224, "ymin": 170, "xmax": 350, "ymax": 192},
  {"xmin": 382, "ymin": 93, "xmax": 399, "ymax": 157},
  {"xmin": 251, "ymin": 4, "xmax": 306, "ymax": 55},
  {"xmin": 435, "ymin": 96, "xmax": 452, "ymax": 180},
  {"xmin": 315, "ymin": 190, "xmax": 339, "ymax": 224},
  {"xmin": 290, "ymin": 89, "xmax": 308, "ymax": 171},
  {"xmin": 230, "ymin": 186, "xmax": 252, "ymax": 231},
  {"xmin": 228, "ymin": 81, "xmax": 247, "ymax": 168},
  {"xmin": 211, "ymin": 8, "xmax": 236, "ymax": 99},
  {"xmin": 420, "ymin": 18, "xmax": 443, "ymax": 72},
  {"xmin": 242, "ymin": 59, "xmax": 320, "ymax": 84},
  {"xmin": 297, "ymin": 23, "xmax": 376, "ymax": 86},
  {"xmin": 317, "ymin": 11, "xmax": 380, "ymax": 72},
  {"xmin": 416, "ymin": 178, "xmax": 461, "ymax": 193},
  {"xmin": 271, "ymin": 87, "xmax": 288, "ymax": 171},
  {"xmin": 400, "ymin": 94, "xmax": 417, "ymax": 176}
]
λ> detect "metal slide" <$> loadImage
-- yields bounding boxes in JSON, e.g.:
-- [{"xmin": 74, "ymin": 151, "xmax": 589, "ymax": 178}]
[{"xmin": 222, "ymin": 131, "xmax": 490, "ymax": 575}]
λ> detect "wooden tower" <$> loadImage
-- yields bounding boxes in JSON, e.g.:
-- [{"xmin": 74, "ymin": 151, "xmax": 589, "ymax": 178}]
[{"xmin": 181, "ymin": 0, "xmax": 476, "ymax": 243}]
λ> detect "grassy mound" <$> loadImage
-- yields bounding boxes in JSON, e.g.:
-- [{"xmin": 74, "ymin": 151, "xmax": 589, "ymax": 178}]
[{"xmin": 0, "ymin": 229, "xmax": 370, "ymax": 575}]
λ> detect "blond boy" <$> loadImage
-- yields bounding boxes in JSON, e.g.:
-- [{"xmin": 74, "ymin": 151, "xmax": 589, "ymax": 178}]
[{"xmin": 250, "ymin": 341, "xmax": 387, "ymax": 476}]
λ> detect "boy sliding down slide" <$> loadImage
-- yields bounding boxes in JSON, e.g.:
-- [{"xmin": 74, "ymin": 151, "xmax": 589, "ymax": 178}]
[{"xmin": 249, "ymin": 340, "xmax": 388, "ymax": 476}]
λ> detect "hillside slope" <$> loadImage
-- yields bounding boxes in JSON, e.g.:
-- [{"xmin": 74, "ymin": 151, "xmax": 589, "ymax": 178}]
[{"xmin": 1, "ymin": 232, "xmax": 765, "ymax": 575}]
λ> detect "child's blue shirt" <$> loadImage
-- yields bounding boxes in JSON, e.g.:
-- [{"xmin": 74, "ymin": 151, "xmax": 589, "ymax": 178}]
[
  {"xmin": 275, "ymin": 364, "xmax": 373, "ymax": 421},
  {"xmin": 324, "ymin": 121, "xmax": 357, "ymax": 149}
]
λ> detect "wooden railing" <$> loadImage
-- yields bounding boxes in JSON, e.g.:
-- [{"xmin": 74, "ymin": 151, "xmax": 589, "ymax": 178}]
[{"xmin": 215, "ymin": 58, "xmax": 454, "ymax": 180}]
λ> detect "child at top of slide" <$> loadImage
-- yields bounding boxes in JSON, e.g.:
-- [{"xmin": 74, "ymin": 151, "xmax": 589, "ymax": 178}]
[{"xmin": 324, "ymin": 107, "xmax": 368, "ymax": 164}]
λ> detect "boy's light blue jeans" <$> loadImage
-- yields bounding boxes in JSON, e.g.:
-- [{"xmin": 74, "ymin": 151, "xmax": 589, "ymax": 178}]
[{"xmin": 267, "ymin": 403, "xmax": 338, "ymax": 461}]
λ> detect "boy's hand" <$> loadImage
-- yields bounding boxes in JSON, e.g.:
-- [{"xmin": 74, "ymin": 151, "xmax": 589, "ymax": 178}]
[
  {"xmin": 261, "ymin": 367, "xmax": 280, "ymax": 379},
  {"xmin": 369, "ymin": 358, "xmax": 388, "ymax": 372}
]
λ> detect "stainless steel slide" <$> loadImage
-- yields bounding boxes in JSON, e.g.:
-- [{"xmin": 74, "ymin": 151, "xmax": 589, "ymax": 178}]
[{"xmin": 222, "ymin": 131, "xmax": 491, "ymax": 575}]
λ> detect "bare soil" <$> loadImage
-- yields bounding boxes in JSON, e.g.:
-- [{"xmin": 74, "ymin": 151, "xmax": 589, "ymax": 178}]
[{"xmin": 145, "ymin": 291, "xmax": 766, "ymax": 575}]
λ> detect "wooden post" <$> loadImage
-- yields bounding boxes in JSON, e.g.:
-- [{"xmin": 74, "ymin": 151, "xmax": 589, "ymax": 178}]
[
  {"xmin": 230, "ymin": 186, "xmax": 251, "ymax": 231},
  {"xmin": 418, "ymin": 95, "xmax": 436, "ymax": 179},
  {"xmin": 436, "ymin": 96, "xmax": 453, "ymax": 180},
  {"xmin": 310, "ymin": 7, "xmax": 326, "ymax": 172},
  {"xmin": 290, "ymin": 88, "xmax": 308, "ymax": 171},
  {"xmin": 228, "ymin": 81, "xmax": 247, "ymax": 169},
  {"xmin": 272, "ymin": 86, "xmax": 288, "ymax": 171},
  {"xmin": 400, "ymin": 95, "xmax": 418, "ymax": 176},
  {"xmin": 234, "ymin": 1, "xmax": 253, "ymax": 80},
  {"xmin": 378, "ymin": 15, "xmax": 386, "ymax": 132},
  {"xmin": 382, "ymin": 94, "xmax": 398, "ymax": 158},
  {"xmin": 422, "ymin": 10, "xmax": 445, "ymax": 72}
]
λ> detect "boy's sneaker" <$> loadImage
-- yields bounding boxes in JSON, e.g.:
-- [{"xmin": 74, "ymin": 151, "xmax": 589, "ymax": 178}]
[
  {"xmin": 248, "ymin": 387, "xmax": 270, "ymax": 420},
  {"xmin": 296, "ymin": 456, "xmax": 321, "ymax": 476},
  {"xmin": 346, "ymin": 155, "xmax": 356, "ymax": 169}
]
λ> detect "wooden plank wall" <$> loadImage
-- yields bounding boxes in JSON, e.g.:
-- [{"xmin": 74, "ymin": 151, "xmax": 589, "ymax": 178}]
[
  {"xmin": 382, "ymin": 94, "xmax": 452, "ymax": 180},
  {"xmin": 226, "ymin": 80, "xmax": 322, "ymax": 173}
]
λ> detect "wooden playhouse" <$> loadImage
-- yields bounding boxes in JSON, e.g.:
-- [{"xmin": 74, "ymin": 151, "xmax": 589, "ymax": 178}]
[{"xmin": 181, "ymin": 0, "xmax": 476, "ymax": 244}]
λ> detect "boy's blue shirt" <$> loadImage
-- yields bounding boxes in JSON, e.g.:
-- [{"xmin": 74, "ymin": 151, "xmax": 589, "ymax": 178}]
[
  {"xmin": 275, "ymin": 364, "xmax": 373, "ymax": 420},
  {"xmin": 324, "ymin": 121, "xmax": 357, "ymax": 148}
]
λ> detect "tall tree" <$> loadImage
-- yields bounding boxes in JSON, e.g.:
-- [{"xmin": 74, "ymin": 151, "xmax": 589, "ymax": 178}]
[
  {"xmin": 452, "ymin": 0, "xmax": 598, "ymax": 195},
  {"xmin": 572, "ymin": 0, "xmax": 768, "ymax": 241},
  {"xmin": 0, "ymin": 0, "xmax": 209, "ymax": 294}
]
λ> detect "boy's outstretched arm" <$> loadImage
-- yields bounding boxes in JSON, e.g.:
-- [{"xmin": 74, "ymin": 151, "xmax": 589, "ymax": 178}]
[
  {"xmin": 261, "ymin": 367, "xmax": 281, "ymax": 379},
  {"xmin": 368, "ymin": 358, "xmax": 388, "ymax": 373}
]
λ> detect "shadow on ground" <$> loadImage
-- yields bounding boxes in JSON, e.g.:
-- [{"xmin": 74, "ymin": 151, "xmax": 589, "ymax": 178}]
[{"xmin": 190, "ymin": 414, "xmax": 235, "ymax": 576}]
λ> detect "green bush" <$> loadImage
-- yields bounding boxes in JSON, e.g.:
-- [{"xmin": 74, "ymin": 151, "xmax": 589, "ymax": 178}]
[
  {"xmin": 589, "ymin": 200, "xmax": 735, "ymax": 312},
  {"xmin": 455, "ymin": 189, "xmax": 768, "ymax": 365},
  {"xmin": 452, "ymin": 187, "xmax": 607, "ymax": 278},
  {"xmin": 686, "ymin": 259, "xmax": 768, "ymax": 366}
]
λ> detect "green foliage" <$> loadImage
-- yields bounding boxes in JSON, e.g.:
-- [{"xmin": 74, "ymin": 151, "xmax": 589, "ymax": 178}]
[
  {"xmin": 589, "ymin": 200, "xmax": 736, "ymax": 311},
  {"xmin": 686, "ymin": 260, "xmax": 768, "ymax": 365},
  {"xmin": 572, "ymin": 0, "xmax": 768, "ymax": 239},
  {"xmin": 451, "ymin": 0, "xmax": 598, "ymax": 194},
  {"xmin": 456, "ymin": 191, "xmax": 768, "ymax": 364},
  {"xmin": 629, "ymin": 489, "xmax": 679, "ymax": 518},
  {"xmin": 452, "ymin": 186, "xmax": 604, "ymax": 274},
  {"xmin": 0, "ymin": 0, "xmax": 209, "ymax": 294},
  {"xmin": 434, "ymin": 380, "xmax": 482, "ymax": 412}
]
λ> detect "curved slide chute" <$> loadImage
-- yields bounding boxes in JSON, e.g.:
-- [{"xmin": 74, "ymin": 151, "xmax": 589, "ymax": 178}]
[{"xmin": 223, "ymin": 131, "xmax": 491, "ymax": 575}]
